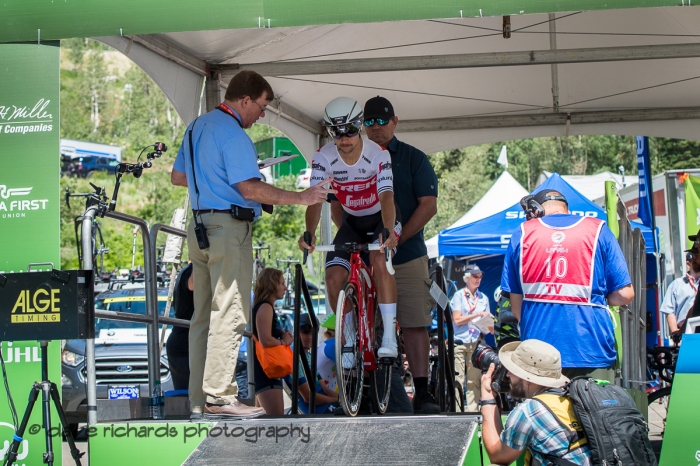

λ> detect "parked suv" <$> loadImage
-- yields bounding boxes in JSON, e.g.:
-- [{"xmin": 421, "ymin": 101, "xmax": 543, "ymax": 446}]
[
  {"xmin": 61, "ymin": 287, "xmax": 173, "ymax": 434},
  {"xmin": 69, "ymin": 155, "xmax": 119, "ymax": 178}
]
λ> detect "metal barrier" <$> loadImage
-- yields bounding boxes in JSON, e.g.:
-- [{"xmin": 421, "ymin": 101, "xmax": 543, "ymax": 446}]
[
  {"xmin": 81, "ymin": 210, "xmax": 190, "ymax": 423},
  {"xmin": 290, "ymin": 264, "xmax": 319, "ymax": 414},
  {"xmin": 615, "ymin": 197, "xmax": 647, "ymax": 392}
]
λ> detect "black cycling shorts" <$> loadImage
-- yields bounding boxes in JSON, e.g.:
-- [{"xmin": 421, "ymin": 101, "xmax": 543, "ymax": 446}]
[{"xmin": 326, "ymin": 210, "xmax": 402, "ymax": 272}]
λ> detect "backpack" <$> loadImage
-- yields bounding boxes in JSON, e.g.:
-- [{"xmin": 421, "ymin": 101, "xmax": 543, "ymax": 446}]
[{"xmin": 566, "ymin": 377, "xmax": 657, "ymax": 466}]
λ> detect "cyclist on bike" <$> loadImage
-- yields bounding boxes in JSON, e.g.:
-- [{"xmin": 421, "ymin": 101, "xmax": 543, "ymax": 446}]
[{"xmin": 299, "ymin": 96, "xmax": 400, "ymax": 360}]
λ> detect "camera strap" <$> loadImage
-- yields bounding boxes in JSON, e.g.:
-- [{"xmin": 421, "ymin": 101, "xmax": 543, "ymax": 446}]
[{"xmin": 188, "ymin": 117, "xmax": 203, "ymax": 222}]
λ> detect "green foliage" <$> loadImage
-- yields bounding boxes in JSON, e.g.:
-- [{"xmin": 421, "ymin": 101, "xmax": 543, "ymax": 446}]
[{"xmin": 251, "ymin": 175, "xmax": 308, "ymax": 267}]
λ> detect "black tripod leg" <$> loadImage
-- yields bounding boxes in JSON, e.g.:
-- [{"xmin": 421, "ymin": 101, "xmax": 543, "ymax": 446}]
[
  {"xmin": 41, "ymin": 381, "xmax": 54, "ymax": 465},
  {"xmin": 4, "ymin": 383, "xmax": 41, "ymax": 466},
  {"xmin": 49, "ymin": 382, "xmax": 84, "ymax": 466}
]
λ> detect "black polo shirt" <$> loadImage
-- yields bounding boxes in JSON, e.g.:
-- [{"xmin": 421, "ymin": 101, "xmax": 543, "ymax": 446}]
[
  {"xmin": 165, "ymin": 263, "xmax": 194, "ymax": 356},
  {"xmin": 386, "ymin": 136, "xmax": 438, "ymax": 265}
]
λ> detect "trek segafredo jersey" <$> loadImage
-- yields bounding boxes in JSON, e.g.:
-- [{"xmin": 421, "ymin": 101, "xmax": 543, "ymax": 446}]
[
  {"xmin": 310, "ymin": 139, "xmax": 393, "ymax": 216},
  {"xmin": 520, "ymin": 216, "xmax": 605, "ymax": 305}
]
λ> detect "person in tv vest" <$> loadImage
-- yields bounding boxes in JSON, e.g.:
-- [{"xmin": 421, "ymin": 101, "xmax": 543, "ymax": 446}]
[
  {"xmin": 480, "ymin": 339, "xmax": 592, "ymax": 466},
  {"xmin": 500, "ymin": 190, "xmax": 634, "ymax": 383}
]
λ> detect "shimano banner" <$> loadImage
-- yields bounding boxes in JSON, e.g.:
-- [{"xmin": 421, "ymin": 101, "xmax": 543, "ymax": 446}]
[{"xmin": 0, "ymin": 42, "xmax": 62, "ymax": 466}]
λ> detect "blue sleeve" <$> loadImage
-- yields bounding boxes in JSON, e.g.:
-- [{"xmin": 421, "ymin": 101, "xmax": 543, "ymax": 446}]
[
  {"xmin": 223, "ymin": 130, "xmax": 261, "ymax": 185},
  {"xmin": 501, "ymin": 227, "xmax": 522, "ymax": 294},
  {"xmin": 411, "ymin": 151, "xmax": 438, "ymax": 198},
  {"xmin": 659, "ymin": 280, "xmax": 678, "ymax": 315},
  {"xmin": 599, "ymin": 226, "xmax": 632, "ymax": 293},
  {"xmin": 324, "ymin": 339, "xmax": 335, "ymax": 361},
  {"xmin": 173, "ymin": 144, "xmax": 186, "ymax": 173}
]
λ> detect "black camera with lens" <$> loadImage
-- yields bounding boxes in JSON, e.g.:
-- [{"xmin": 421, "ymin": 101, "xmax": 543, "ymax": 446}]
[{"xmin": 471, "ymin": 341, "xmax": 510, "ymax": 393}]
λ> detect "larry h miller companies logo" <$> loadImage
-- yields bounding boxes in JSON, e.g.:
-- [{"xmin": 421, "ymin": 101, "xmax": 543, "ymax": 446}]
[
  {"xmin": 0, "ymin": 422, "xmax": 29, "ymax": 465},
  {"xmin": 0, "ymin": 185, "xmax": 49, "ymax": 219},
  {"xmin": 0, "ymin": 99, "xmax": 54, "ymax": 135}
]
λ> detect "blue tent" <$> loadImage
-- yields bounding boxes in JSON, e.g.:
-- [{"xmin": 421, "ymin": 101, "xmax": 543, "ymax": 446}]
[{"xmin": 438, "ymin": 173, "xmax": 656, "ymax": 258}]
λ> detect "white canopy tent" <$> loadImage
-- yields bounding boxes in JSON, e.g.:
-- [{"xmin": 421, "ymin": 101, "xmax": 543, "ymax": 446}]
[
  {"xmin": 94, "ymin": 5, "xmax": 700, "ymax": 162},
  {"xmin": 536, "ymin": 170, "xmax": 640, "ymax": 201},
  {"xmin": 426, "ymin": 170, "xmax": 528, "ymax": 258}
]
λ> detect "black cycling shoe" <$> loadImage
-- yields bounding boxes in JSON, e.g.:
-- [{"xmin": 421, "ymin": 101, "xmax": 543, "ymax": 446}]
[{"xmin": 413, "ymin": 392, "xmax": 441, "ymax": 414}]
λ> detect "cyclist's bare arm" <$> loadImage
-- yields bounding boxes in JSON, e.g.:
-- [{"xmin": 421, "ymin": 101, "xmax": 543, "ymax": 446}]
[
  {"xmin": 330, "ymin": 200, "xmax": 343, "ymax": 229},
  {"xmin": 378, "ymin": 191, "xmax": 398, "ymax": 250},
  {"xmin": 299, "ymin": 203, "xmax": 323, "ymax": 252}
]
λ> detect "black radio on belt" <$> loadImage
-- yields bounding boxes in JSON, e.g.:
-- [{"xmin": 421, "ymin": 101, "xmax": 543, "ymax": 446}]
[
  {"xmin": 193, "ymin": 219, "xmax": 210, "ymax": 249},
  {"xmin": 231, "ymin": 205, "xmax": 255, "ymax": 222}
]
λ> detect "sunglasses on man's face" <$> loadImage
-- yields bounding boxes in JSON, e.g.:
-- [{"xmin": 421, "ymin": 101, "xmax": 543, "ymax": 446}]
[
  {"xmin": 300, "ymin": 326, "xmax": 313, "ymax": 334},
  {"xmin": 327, "ymin": 121, "xmax": 362, "ymax": 140},
  {"xmin": 363, "ymin": 118, "xmax": 391, "ymax": 127}
]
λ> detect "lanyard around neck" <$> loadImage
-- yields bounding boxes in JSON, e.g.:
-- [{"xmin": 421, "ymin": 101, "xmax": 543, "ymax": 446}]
[
  {"xmin": 687, "ymin": 274, "xmax": 698, "ymax": 294},
  {"xmin": 463, "ymin": 288, "xmax": 479, "ymax": 313},
  {"xmin": 217, "ymin": 103, "xmax": 242, "ymax": 127}
]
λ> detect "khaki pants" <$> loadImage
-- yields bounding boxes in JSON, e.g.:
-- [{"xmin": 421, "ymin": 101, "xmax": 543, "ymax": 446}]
[
  {"xmin": 454, "ymin": 342, "xmax": 482, "ymax": 412},
  {"xmin": 187, "ymin": 213, "xmax": 253, "ymax": 409}
]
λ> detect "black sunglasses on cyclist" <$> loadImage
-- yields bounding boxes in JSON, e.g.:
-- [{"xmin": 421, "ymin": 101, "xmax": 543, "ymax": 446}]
[
  {"xmin": 300, "ymin": 326, "xmax": 313, "ymax": 334},
  {"xmin": 363, "ymin": 118, "xmax": 391, "ymax": 127},
  {"xmin": 326, "ymin": 121, "xmax": 362, "ymax": 140}
]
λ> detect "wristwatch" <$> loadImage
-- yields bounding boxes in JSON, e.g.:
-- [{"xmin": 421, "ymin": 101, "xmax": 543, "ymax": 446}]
[{"xmin": 480, "ymin": 399, "xmax": 498, "ymax": 407}]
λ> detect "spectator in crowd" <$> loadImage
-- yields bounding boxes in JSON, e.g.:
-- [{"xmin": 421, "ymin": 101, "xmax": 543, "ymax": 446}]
[
  {"xmin": 661, "ymin": 250, "xmax": 698, "ymax": 337},
  {"xmin": 285, "ymin": 313, "xmax": 340, "ymax": 414},
  {"xmin": 481, "ymin": 339, "xmax": 591, "ymax": 466},
  {"xmin": 450, "ymin": 264, "xmax": 493, "ymax": 411},
  {"xmin": 166, "ymin": 263, "xmax": 194, "ymax": 391},
  {"xmin": 362, "ymin": 95, "xmax": 440, "ymax": 414},
  {"xmin": 171, "ymin": 70, "xmax": 333, "ymax": 420},
  {"xmin": 501, "ymin": 190, "xmax": 634, "ymax": 383},
  {"xmin": 252, "ymin": 268, "xmax": 294, "ymax": 415}
]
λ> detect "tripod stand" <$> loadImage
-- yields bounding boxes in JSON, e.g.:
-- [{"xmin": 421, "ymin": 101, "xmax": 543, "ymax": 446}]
[{"xmin": 4, "ymin": 341, "xmax": 84, "ymax": 466}]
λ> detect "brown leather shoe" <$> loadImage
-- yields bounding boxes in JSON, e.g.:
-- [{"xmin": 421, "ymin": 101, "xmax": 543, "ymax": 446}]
[{"xmin": 203, "ymin": 401, "xmax": 265, "ymax": 420}]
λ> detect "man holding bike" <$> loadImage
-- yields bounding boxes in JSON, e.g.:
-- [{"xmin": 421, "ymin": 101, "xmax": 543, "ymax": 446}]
[{"xmin": 299, "ymin": 96, "xmax": 400, "ymax": 361}]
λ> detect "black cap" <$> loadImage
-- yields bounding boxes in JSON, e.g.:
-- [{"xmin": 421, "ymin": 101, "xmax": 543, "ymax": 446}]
[
  {"xmin": 688, "ymin": 228, "xmax": 700, "ymax": 242},
  {"xmin": 685, "ymin": 247, "xmax": 699, "ymax": 255},
  {"xmin": 298, "ymin": 313, "xmax": 317, "ymax": 328},
  {"xmin": 364, "ymin": 96, "xmax": 395, "ymax": 119},
  {"xmin": 534, "ymin": 190, "xmax": 568, "ymax": 207}
]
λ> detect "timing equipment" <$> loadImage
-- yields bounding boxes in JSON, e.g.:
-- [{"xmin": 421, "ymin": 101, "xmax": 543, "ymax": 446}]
[{"xmin": 0, "ymin": 264, "xmax": 94, "ymax": 466}]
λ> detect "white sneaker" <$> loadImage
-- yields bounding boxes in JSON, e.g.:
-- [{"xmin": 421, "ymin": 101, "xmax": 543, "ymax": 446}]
[{"xmin": 378, "ymin": 316, "xmax": 397, "ymax": 359}]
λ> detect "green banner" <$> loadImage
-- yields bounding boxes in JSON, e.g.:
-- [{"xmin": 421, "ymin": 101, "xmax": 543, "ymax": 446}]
[
  {"xmin": 0, "ymin": 42, "xmax": 62, "ymax": 466},
  {"xmin": 684, "ymin": 175, "xmax": 700, "ymax": 251}
]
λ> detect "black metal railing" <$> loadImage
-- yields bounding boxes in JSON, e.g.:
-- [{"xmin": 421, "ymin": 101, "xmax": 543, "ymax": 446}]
[
  {"xmin": 435, "ymin": 265, "xmax": 457, "ymax": 412},
  {"xmin": 290, "ymin": 263, "xmax": 319, "ymax": 414}
]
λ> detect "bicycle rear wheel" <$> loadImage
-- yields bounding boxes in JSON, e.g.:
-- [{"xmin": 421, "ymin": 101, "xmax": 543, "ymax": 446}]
[
  {"xmin": 647, "ymin": 386, "xmax": 672, "ymax": 437},
  {"xmin": 371, "ymin": 301, "xmax": 391, "ymax": 414},
  {"xmin": 336, "ymin": 283, "xmax": 364, "ymax": 416}
]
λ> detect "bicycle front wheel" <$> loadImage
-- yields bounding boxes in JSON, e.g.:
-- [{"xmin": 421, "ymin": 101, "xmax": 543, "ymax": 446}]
[
  {"xmin": 647, "ymin": 386, "xmax": 672, "ymax": 437},
  {"xmin": 336, "ymin": 283, "xmax": 364, "ymax": 416}
]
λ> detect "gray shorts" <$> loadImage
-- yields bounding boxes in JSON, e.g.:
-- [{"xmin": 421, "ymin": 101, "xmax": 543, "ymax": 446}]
[{"xmin": 394, "ymin": 255, "xmax": 434, "ymax": 328}]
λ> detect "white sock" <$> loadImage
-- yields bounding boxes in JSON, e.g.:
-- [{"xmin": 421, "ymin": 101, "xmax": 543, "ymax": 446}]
[
  {"xmin": 379, "ymin": 303, "xmax": 397, "ymax": 321},
  {"xmin": 378, "ymin": 303, "xmax": 397, "ymax": 357}
]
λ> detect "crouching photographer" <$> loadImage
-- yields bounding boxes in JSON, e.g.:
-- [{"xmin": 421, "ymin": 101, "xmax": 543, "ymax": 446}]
[{"xmin": 480, "ymin": 339, "xmax": 592, "ymax": 466}]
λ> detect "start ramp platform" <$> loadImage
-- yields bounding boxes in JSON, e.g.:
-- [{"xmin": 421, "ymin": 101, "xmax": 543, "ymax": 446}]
[{"xmin": 88, "ymin": 414, "xmax": 496, "ymax": 465}]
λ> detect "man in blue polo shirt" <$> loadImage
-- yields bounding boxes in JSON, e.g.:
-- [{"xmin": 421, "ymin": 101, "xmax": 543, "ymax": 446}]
[
  {"xmin": 171, "ymin": 70, "xmax": 333, "ymax": 420},
  {"xmin": 500, "ymin": 190, "xmax": 634, "ymax": 382},
  {"xmin": 363, "ymin": 96, "xmax": 440, "ymax": 413}
]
